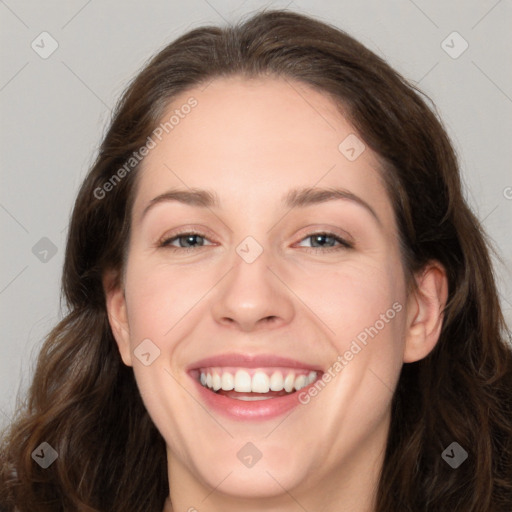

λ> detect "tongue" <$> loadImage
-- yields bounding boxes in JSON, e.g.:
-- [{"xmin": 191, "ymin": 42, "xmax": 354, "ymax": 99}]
[{"xmin": 217, "ymin": 389, "xmax": 292, "ymax": 399}]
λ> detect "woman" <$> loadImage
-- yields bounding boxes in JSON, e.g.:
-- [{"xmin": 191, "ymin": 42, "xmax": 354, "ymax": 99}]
[{"xmin": 1, "ymin": 9, "xmax": 511, "ymax": 512}]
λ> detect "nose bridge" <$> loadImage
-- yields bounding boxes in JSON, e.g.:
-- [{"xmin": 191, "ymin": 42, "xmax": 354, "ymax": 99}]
[{"xmin": 210, "ymin": 232, "xmax": 295, "ymax": 331}]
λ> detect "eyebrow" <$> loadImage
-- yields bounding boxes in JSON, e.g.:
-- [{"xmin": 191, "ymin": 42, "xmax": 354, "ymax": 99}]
[
  {"xmin": 140, "ymin": 186, "xmax": 380, "ymax": 225},
  {"xmin": 284, "ymin": 186, "xmax": 380, "ymax": 225}
]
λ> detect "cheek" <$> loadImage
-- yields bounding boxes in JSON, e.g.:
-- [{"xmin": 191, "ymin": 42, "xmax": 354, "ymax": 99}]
[
  {"xmin": 124, "ymin": 257, "xmax": 201, "ymax": 341},
  {"xmin": 294, "ymin": 257, "xmax": 405, "ymax": 347}
]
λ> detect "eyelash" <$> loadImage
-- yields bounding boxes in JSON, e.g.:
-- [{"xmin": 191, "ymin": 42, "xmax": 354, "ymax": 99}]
[{"xmin": 157, "ymin": 230, "xmax": 353, "ymax": 253}]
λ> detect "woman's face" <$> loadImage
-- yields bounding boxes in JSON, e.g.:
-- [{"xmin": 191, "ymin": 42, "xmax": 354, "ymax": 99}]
[{"xmin": 106, "ymin": 76, "xmax": 438, "ymax": 509}]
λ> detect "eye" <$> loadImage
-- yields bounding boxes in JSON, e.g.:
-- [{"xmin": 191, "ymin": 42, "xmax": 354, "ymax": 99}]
[
  {"xmin": 158, "ymin": 230, "xmax": 353, "ymax": 253},
  {"xmin": 158, "ymin": 231, "xmax": 214, "ymax": 251},
  {"xmin": 296, "ymin": 232, "xmax": 353, "ymax": 253}
]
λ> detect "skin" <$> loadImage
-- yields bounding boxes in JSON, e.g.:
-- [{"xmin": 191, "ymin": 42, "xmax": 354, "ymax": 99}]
[{"xmin": 105, "ymin": 76, "xmax": 448, "ymax": 512}]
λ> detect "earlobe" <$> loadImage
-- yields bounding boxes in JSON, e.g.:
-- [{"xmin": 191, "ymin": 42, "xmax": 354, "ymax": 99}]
[
  {"xmin": 103, "ymin": 271, "xmax": 133, "ymax": 367},
  {"xmin": 403, "ymin": 262, "xmax": 449, "ymax": 363}
]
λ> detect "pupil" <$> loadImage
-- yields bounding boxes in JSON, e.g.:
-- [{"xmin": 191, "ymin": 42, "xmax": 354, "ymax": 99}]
[
  {"xmin": 183, "ymin": 235, "xmax": 202, "ymax": 247},
  {"xmin": 312, "ymin": 234, "xmax": 332, "ymax": 247}
]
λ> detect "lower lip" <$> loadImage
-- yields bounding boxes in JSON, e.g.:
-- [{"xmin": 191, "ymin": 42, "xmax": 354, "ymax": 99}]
[{"xmin": 188, "ymin": 372, "xmax": 320, "ymax": 421}]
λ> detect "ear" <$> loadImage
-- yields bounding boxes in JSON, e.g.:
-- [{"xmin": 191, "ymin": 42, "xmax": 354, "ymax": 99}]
[
  {"xmin": 103, "ymin": 270, "xmax": 133, "ymax": 367},
  {"xmin": 403, "ymin": 261, "xmax": 449, "ymax": 363}
]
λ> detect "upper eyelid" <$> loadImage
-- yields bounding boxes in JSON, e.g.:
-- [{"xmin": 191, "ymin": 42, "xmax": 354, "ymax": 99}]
[{"xmin": 296, "ymin": 232, "xmax": 353, "ymax": 249}]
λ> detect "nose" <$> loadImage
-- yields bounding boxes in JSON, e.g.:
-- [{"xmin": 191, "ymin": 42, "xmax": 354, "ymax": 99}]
[{"xmin": 211, "ymin": 246, "xmax": 295, "ymax": 332}]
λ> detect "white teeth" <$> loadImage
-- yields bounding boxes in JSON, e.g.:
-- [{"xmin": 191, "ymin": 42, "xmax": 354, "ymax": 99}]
[
  {"xmin": 251, "ymin": 372, "xmax": 270, "ymax": 393},
  {"xmin": 294, "ymin": 375, "xmax": 307, "ymax": 391},
  {"xmin": 234, "ymin": 370, "xmax": 252, "ymax": 392},
  {"xmin": 269, "ymin": 371, "xmax": 284, "ymax": 391},
  {"xmin": 198, "ymin": 368, "xmax": 318, "ymax": 396},
  {"xmin": 284, "ymin": 373, "xmax": 295, "ymax": 392},
  {"xmin": 221, "ymin": 372, "xmax": 234, "ymax": 391},
  {"xmin": 212, "ymin": 372, "xmax": 222, "ymax": 391}
]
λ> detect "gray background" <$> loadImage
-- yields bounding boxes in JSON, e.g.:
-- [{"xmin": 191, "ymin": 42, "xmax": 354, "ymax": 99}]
[{"xmin": 1, "ymin": 0, "xmax": 511, "ymax": 427}]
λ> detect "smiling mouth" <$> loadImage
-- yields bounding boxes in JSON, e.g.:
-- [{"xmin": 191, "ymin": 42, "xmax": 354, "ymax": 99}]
[{"xmin": 196, "ymin": 367, "xmax": 320, "ymax": 401}]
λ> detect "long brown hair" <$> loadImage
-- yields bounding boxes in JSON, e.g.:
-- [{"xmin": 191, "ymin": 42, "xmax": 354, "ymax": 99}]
[{"xmin": 1, "ymin": 9, "xmax": 511, "ymax": 511}]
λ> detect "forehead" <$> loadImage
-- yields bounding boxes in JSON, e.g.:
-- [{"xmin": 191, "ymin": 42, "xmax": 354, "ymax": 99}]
[{"xmin": 131, "ymin": 75, "xmax": 393, "ymax": 226}]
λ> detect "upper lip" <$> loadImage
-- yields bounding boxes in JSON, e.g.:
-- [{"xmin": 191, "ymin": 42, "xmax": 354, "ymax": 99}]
[{"xmin": 187, "ymin": 353, "xmax": 323, "ymax": 372}]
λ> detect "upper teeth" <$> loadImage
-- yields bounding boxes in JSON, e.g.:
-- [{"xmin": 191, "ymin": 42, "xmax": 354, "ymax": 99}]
[{"xmin": 199, "ymin": 368, "xmax": 318, "ymax": 393}]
